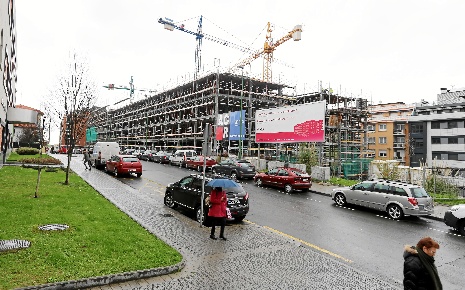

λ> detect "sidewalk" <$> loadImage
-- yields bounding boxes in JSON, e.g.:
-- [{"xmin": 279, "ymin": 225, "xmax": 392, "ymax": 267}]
[
  {"xmin": 24, "ymin": 155, "xmax": 403, "ymax": 290},
  {"xmin": 311, "ymin": 183, "xmax": 449, "ymax": 222}
]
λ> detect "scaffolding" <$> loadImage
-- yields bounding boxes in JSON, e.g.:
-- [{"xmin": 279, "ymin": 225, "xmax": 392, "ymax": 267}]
[{"xmin": 88, "ymin": 73, "xmax": 371, "ymax": 177}]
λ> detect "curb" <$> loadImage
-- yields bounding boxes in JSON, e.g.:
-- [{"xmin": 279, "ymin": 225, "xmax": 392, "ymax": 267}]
[{"xmin": 16, "ymin": 259, "xmax": 186, "ymax": 290}]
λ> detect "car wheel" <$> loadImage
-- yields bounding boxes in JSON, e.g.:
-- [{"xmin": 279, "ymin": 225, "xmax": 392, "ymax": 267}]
[
  {"xmin": 230, "ymin": 171, "xmax": 238, "ymax": 180},
  {"xmin": 196, "ymin": 207, "xmax": 207, "ymax": 225},
  {"xmin": 284, "ymin": 184, "xmax": 293, "ymax": 194},
  {"xmin": 387, "ymin": 204, "xmax": 404, "ymax": 220},
  {"xmin": 114, "ymin": 168, "xmax": 118, "ymax": 177},
  {"xmin": 136, "ymin": 173, "xmax": 142, "ymax": 178},
  {"xmin": 255, "ymin": 178, "xmax": 263, "ymax": 186},
  {"xmin": 457, "ymin": 219, "xmax": 465, "ymax": 236},
  {"xmin": 234, "ymin": 215, "xmax": 246, "ymax": 222},
  {"xmin": 334, "ymin": 193, "xmax": 347, "ymax": 206},
  {"xmin": 164, "ymin": 192, "xmax": 177, "ymax": 208}
]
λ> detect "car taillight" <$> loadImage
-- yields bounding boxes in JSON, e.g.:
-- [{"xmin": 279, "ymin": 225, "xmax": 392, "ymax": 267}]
[
  {"xmin": 244, "ymin": 193, "xmax": 249, "ymax": 200},
  {"xmin": 408, "ymin": 197, "xmax": 418, "ymax": 206},
  {"xmin": 119, "ymin": 163, "xmax": 123, "ymax": 166}
]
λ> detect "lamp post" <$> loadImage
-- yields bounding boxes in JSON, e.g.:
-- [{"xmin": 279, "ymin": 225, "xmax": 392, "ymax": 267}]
[
  {"xmin": 238, "ymin": 65, "xmax": 244, "ymax": 159},
  {"xmin": 40, "ymin": 116, "xmax": 46, "ymax": 157}
]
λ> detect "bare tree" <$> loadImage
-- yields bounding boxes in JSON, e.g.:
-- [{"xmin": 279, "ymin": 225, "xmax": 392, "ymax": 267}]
[
  {"xmin": 43, "ymin": 53, "xmax": 97, "ymax": 184},
  {"xmin": 17, "ymin": 127, "xmax": 39, "ymax": 147}
]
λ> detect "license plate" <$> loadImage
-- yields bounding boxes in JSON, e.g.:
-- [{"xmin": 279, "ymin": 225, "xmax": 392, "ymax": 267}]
[
  {"xmin": 303, "ymin": 178, "xmax": 308, "ymax": 182},
  {"xmin": 247, "ymin": 169, "xmax": 253, "ymax": 171},
  {"xmin": 129, "ymin": 169, "xmax": 136, "ymax": 172},
  {"xmin": 228, "ymin": 199, "xmax": 240, "ymax": 205}
]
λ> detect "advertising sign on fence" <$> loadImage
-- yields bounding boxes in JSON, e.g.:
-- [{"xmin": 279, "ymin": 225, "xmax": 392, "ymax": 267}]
[{"xmin": 255, "ymin": 101, "xmax": 325, "ymax": 143}]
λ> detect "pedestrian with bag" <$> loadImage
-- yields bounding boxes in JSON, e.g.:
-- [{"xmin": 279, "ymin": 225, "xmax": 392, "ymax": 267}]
[
  {"xmin": 208, "ymin": 186, "xmax": 227, "ymax": 241},
  {"xmin": 403, "ymin": 236, "xmax": 442, "ymax": 290},
  {"xmin": 82, "ymin": 149, "xmax": 92, "ymax": 171}
]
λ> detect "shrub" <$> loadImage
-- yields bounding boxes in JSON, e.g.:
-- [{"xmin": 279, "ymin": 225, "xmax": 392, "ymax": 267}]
[
  {"xmin": 16, "ymin": 147, "xmax": 40, "ymax": 155},
  {"xmin": 20, "ymin": 157, "xmax": 62, "ymax": 165}
]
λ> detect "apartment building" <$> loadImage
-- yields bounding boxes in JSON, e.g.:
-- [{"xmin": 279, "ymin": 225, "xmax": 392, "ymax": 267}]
[
  {"xmin": 408, "ymin": 100, "xmax": 465, "ymax": 170},
  {"xmin": 364, "ymin": 102, "xmax": 414, "ymax": 165}
]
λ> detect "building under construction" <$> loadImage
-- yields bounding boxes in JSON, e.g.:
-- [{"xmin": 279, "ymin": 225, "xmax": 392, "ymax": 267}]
[{"xmin": 89, "ymin": 72, "xmax": 370, "ymax": 176}]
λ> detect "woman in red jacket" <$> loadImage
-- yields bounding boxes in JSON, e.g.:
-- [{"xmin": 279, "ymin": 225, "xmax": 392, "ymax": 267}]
[{"xmin": 208, "ymin": 187, "xmax": 227, "ymax": 240}]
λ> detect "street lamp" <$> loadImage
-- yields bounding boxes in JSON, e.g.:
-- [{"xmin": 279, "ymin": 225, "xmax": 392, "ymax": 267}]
[
  {"xmin": 238, "ymin": 65, "xmax": 244, "ymax": 159},
  {"xmin": 40, "ymin": 116, "xmax": 46, "ymax": 157}
]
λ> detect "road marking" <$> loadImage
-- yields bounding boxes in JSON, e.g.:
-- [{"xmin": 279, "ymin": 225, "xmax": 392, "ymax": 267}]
[
  {"xmin": 244, "ymin": 220, "xmax": 352, "ymax": 263},
  {"xmin": 428, "ymin": 227, "xmax": 464, "ymax": 238},
  {"xmin": 375, "ymin": 215, "xmax": 401, "ymax": 222}
]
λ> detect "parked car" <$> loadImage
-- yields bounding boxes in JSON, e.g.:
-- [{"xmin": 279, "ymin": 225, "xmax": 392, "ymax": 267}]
[
  {"xmin": 169, "ymin": 150, "xmax": 197, "ymax": 167},
  {"xmin": 444, "ymin": 204, "xmax": 465, "ymax": 235},
  {"xmin": 140, "ymin": 150, "xmax": 157, "ymax": 161},
  {"xmin": 164, "ymin": 174, "xmax": 249, "ymax": 223},
  {"xmin": 105, "ymin": 155, "xmax": 142, "ymax": 178},
  {"xmin": 331, "ymin": 179, "xmax": 434, "ymax": 220},
  {"xmin": 122, "ymin": 148, "xmax": 135, "ymax": 155},
  {"xmin": 185, "ymin": 155, "xmax": 217, "ymax": 172},
  {"xmin": 254, "ymin": 166, "xmax": 312, "ymax": 193},
  {"xmin": 152, "ymin": 151, "xmax": 172, "ymax": 163},
  {"xmin": 211, "ymin": 158, "xmax": 256, "ymax": 180}
]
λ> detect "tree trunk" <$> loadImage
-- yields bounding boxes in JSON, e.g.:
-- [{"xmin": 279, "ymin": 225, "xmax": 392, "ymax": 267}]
[
  {"xmin": 65, "ymin": 151, "xmax": 71, "ymax": 185},
  {"xmin": 34, "ymin": 166, "xmax": 42, "ymax": 198}
]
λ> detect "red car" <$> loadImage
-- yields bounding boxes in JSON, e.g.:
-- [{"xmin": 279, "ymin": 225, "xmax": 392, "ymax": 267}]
[
  {"xmin": 254, "ymin": 166, "xmax": 312, "ymax": 193},
  {"xmin": 185, "ymin": 155, "xmax": 217, "ymax": 172},
  {"xmin": 105, "ymin": 155, "xmax": 142, "ymax": 178}
]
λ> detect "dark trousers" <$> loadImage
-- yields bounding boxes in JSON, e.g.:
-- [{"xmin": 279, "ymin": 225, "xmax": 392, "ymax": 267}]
[{"xmin": 210, "ymin": 217, "xmax": 226, "ymax": 237}]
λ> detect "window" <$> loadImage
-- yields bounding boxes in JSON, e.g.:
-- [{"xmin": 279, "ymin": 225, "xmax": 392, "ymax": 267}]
[
  {"xmin": 268, "ymin": 168, "xmax": 278, "ymax": 175},
  {"xmin": 379, "ymin": 124, "xmax": 387, "ymax": 131},
  {"xmin": 448, "ymin": 154, "xmax": 458, "ymax": 160},
  {"xmin": 368, "ymin": 137, "xmax": 375, "ymax": 144},
  {"xmin": 278, "ymin": 169, "xmax": 289, "ymax": 176},
  {"xmin": 353, "ymin": 182, "xmax": 374, "ymax": 191},
  {"xmin": 432, "ymin": 137, "xmax": 441, "ymax": 144},
  {"xmin": 395, "ymin": 124, "xmax": 405, "ymax": 132},
  {"xmin": 367, "ymin": 125, "xmax": 375, "ymax": 131},
  {"xmin": 448, "ymin": 137, "xmax": 458, "ymax": 144},
  {"xmin": 373, "ymin": 183, "xmax": 390, "ymax": 193},
  {"xmin": 391, "ymin": 187, "xmax": 408, "ymax": 197},
  {"xmin": 431, "ymin": 122, "xmax": 440, "ymax": 129},
  {"xmin": 447, "ymin": 121, "xmax": 457, "ymax": 129},
  {"xmin": 414, "ymin": 139, "xmax": 424, "ymax": 147},
  {"xmin": 379, "ymin": 137, "xmax": 387, "ymax": 144},
  {"xmin": 379, "ymin": 150, "xmax": 387, "ymax": 157},
  {"xmin": 411, "ymin": 124, "xmax": 424, "ymax": 133}
]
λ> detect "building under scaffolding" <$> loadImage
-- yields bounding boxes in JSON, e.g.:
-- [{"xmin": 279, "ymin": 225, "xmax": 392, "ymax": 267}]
[{"xmin": 88, "ymin": 72, "xmax": 370, "ymax": 176}]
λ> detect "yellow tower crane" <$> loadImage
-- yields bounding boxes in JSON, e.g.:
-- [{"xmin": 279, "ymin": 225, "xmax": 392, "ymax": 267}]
[{"xmin": 235, "ymin": 23, "xmax": 302, "ymax": 83}]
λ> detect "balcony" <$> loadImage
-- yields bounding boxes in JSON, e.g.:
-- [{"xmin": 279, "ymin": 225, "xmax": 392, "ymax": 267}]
[
  {"xmin": 393, "ymin": 130, "xmax": 405, "ymax": 135},
  {"xmin": 393, "ymin": 142, "xmax": 405, "ymax": 148}
]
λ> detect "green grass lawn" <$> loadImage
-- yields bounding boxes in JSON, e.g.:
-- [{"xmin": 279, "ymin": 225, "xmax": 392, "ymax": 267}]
[{"xmin": 0, "ymin": 166, "xmax": 182, "ymax": 289}]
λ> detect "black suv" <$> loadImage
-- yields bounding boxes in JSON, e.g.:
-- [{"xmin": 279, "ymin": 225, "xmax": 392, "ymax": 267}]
[
  {"xmin": 164, "ymin": 174, "xmax": 249, "ymax": 223},
  {"xmin": 211, "ymin": 158, "xmax": 256, "ymax": 180}
]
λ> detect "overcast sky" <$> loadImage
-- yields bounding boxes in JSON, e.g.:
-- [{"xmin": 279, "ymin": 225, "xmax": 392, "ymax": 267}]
[{"xmin": 14, "ymin": 0, "xmax": 465, "ymax": 143}]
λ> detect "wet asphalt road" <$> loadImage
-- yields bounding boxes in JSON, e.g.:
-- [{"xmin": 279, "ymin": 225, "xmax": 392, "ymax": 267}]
[{"xmin": 112, "ymin": 159, "xmax": 465, "ymax": 289}]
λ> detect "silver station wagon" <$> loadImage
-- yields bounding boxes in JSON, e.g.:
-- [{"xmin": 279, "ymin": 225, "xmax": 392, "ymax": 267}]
[{"xmin": 331, "ymin": 179, "xmax": 434, "ymax": 219}]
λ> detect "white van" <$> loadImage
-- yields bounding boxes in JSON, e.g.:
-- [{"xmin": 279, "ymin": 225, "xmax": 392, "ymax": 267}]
[
  {"xmin": 91, "ymin": 142, "xmax": 121, "ymax": 169},
  {"xmin": 169, "ymin": 150, "xmax": 197, "ymax": 167}
]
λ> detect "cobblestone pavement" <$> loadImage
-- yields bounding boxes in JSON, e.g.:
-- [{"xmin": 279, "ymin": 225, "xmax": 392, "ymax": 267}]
[{"xmin": 52, "ymin": 155, "xmax": 402, "ymax": 290}]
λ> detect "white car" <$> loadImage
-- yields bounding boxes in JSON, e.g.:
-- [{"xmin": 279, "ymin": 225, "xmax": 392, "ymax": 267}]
[{"xmin": 444, "ymin": 204, "xmax": 465, "ymax": 235}]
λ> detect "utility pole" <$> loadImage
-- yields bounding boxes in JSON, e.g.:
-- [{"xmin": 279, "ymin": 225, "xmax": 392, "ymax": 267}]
[{"xmin": 238, "ymin": 66, "xmax": 244, "ymax": 159}]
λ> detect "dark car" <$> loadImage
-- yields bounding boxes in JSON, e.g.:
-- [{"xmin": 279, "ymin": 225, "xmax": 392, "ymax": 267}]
[
  {"xmin": 140, "ymin": 150, "xmax": 157, "ymax": 161},
  {"xmin": 105, "ymin": 155, "xmax": 142, "ymax": 178},
  {"xmin": 254, "ymin": 166, "xmax": 312, "ymax": 193},
  {"xmin": 211, "ymin": 158, "xmax": 256, "ymax": 180},
  {"xmin": 185, "ymin": 155, "xmax": 217, "ymax": 172},
  {"xmin": 164, "ymin": 174, "xmax": 249, "ymax": 223},
  {"xmin": 152, "ymin": 151, "xmax": 172, "ymax": 163}
]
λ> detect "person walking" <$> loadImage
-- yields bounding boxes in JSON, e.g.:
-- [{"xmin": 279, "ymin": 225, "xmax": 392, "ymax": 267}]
[
  {"xmin": 403, "ymin": 236, "xmax": 442, "ymax": 290},
  {"xmin": 82, "ymin": 149, "xmax": 92, "ymax": 171},
  {"xmin": 208, "ymin": 186, "xmax": 227, "ymax": 241}
]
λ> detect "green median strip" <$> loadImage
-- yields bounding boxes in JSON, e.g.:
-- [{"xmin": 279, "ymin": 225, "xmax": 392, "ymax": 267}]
[{"xmin": 0, "ymin": 166, "xmax": 182, "ymax": 290}]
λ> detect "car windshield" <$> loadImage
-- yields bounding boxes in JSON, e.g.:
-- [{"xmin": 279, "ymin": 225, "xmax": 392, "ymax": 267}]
[
  {"xmin": 410, "ymin": 187, "xmax": 429, "ymax": 198},
  {"xmin": 238, "ymin": 161, "xmax": 252, "ymax": 167},
  {"xmin": 291, "ymin": 169, "xmax": 306, "ymax": 176},
  {"xmin": 123, "ymin": 157, "xmax": 139, "ymax": 162}
]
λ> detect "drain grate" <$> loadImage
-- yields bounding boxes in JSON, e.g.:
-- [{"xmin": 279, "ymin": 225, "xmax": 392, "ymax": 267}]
[
  {"xmin": 160, "ymin": 213, "xmax": 174, "ymax": 217},
  {"xmin": 38, "ymin": 224, "xmax": 69, "ymax": 231},
  {"xmin": 0, "ymin": 239, "xmax": 31, "ymax": 252}
]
